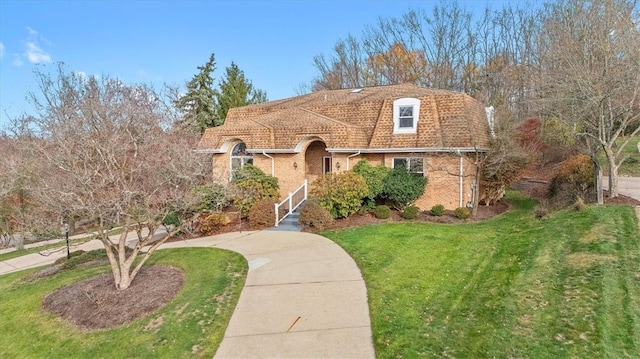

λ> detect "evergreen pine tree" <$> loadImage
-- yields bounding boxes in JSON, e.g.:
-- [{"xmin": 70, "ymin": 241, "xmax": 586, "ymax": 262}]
[
  {"xmin": 175, "ymin": 54, "xmax": 220, "ymax": 134},
  {"xmin": 217, "ymin": 62, "xmax": 268, "ymax": 121}
]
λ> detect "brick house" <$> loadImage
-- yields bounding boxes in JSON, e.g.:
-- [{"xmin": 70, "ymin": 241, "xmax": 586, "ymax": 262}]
[{"xmin": 197, "ymin": 84, "xmax": 491, "ymax": 210}]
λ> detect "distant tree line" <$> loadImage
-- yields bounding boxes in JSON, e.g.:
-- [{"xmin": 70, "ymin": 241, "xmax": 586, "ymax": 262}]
[{"xmin": 306, "ymin": 0, "xmax": 639, "ymax": 198}]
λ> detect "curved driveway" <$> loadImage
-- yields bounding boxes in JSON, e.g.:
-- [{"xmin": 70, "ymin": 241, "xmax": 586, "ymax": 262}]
[
  {"xmin": 162, "ymin": 230, "xmax": 375, "ymax": 358},
  {"xmin": 1, "ymin": 230, "xmax": 375, "ymax": 358}
]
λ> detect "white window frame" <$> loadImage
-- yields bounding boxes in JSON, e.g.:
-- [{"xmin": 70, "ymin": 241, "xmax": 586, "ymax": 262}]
[
  {"xmin": 393, "ymin": 97, "xmax": 421, "ymax": 134},
  {"xmin": 392, "ymin": 157, "xmax": 424, "ymax": 176}
]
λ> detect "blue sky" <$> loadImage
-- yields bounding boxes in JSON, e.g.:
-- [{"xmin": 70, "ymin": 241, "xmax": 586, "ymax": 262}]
[{"xmin": 0, "ymin": 0, "xmax": 511, "ymax": 129}]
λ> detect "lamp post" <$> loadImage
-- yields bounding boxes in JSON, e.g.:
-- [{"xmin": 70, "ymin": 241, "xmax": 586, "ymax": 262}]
[{"xmin": 64, "ymin": 223, "xmax": 70, "ymax": 259}]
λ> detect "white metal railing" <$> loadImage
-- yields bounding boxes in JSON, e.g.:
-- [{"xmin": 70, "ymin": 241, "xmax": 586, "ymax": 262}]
[{"xmin": 274, "ymin": 179, "xmax": 308, "ymax": 226}]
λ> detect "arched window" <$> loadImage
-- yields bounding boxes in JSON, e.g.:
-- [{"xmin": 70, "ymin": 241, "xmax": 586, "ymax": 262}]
[{"xmin": 230, "ymin": 142, "xmax": 253, "ymax": 171}]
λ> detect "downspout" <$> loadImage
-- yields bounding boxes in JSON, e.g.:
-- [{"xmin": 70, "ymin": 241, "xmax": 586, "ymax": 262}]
[
  {"xmin": 346, "ymin": 151, "xmax": 361, "ymax": 170},
  {"xmin": 458, "ymin": 150, "xmax": 464, "ymax": 208},
  {"xmin": 262, "ymin": 150, "xmax": 275, "ymax": 176}
]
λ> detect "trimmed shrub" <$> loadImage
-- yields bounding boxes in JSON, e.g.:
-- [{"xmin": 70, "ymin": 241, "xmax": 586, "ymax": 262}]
[
  {"xmin": 196, "ymin": 212, "xmax": 230, "ymax": 235},
  {"xmin": 249, "ymin": 200, "xmax": 277, "ymax": 230},
  {"xmin": 374, "ymin": 205, "xmax": 391, "ymax": 219},
  {"xmin": 229, "ymin": 164, "xmax": 279, "ymax": 217},
  {"xmin": 430, "ymin": 204, "xmax": 445, "ymax": 216},
  {"xmin": 192, "ymin": 183, "xmax": 229, "ymax": 212},
  {"xmin": 299, "ymin": 200, "xmax": 334, "ymax": 231},
  {"xmin": 454, "ymin": 207, "xmax": 471, "ymax": 220},
  {"xmin": 162, "ymin": 210, "xmax": 181, "ymax": 229},
  {"xmin": 381, "ymin": 166, "xmax": 427, "ymax": 209},
  {"xmin": 359, "ymin": 197, "xmax": 377, "ymax": 214},
  {"xmin": 402, "ymin": 205, "xmax": 419, "ymax": 219},
  {"xmin": 310, "ymin": 171, "xmax": 369, "ymax": 219},
  {"xmin": 353, "ymin": 159, "xmax": 391, "ymax": 199}
]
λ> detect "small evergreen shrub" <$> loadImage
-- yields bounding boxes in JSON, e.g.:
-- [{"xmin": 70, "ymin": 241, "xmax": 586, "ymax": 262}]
[
  {"xmin": 299, "ymin": 200, "xmax": 334, "ymax": 231},
  {"xmin": 192, "ymin": 183, "xmax": 229, "ymax": 212},
  {"xmin": 162, "ymin": 210, "xmax": 181, "ymax": 228},
  {"xmin": 454, "ymin": 207, "xmax": 471, "ymax": 220},
  {"xmin": 359, "ymin": 198, "xmax": 377, "ymax": 214},
  {"xmin": 196, "ymin": 212, "xmax": 230, "ymax": 235},
  {"xmin": 381, "ymin": 166, "xmax": 427, "ymax": 209},
  {"xmin": 374, "ymin": 205, "xmax": 391, "ymax": 219},
  {"xmin": 229, "ymin": 164, "xmax": 279, "ymax": 217},
  {"xmin": 249, "ymin": 200, "xmax": 277, "ymax": 230},
  {"xmin": 401, "ymin": 205, "xmax": 419, "ymax": 219},
  {"xmin": 430, "ymin": 204, "xmax": 445, "ymax": 216}
]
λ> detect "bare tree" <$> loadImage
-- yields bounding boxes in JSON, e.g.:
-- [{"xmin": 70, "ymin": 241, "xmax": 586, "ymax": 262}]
[
  {"xmin": 536, "ymin": 0, "xmax": 640, "ymax": 197},
  {"xmin": 19, "ymin": 64, "xmax": 209, "ymax": 290},
  {"xmin": 309, "ymin": 2, "xmax": 540, "ymax": 122}
]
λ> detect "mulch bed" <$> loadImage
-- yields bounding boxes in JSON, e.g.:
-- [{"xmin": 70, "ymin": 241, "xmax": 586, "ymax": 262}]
[
  {"xmin": 42, "ymin": 266, "xmax": 184, "ymax": 331},
  {"xmin": 319, "ymin": 201, "xmax": 511, "ymax": 231}
]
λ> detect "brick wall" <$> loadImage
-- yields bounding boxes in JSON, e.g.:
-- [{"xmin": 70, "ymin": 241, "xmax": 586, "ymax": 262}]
[{"xmin": 212, "ymin": 141, "xmax": 481, "ymax": 210}]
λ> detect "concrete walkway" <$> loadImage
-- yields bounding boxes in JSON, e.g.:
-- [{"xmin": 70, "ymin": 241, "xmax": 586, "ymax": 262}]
[
  {"xmin": 0, "ymin": 230, "xmax": 375, "ymax": 358},
  {"xmin": 603, "ymin": 176, "xmax": 640, "ymax": 201}
]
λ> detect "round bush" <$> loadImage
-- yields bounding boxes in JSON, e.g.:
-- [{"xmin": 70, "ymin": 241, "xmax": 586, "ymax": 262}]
[
  {"xmin": 454, "ymin": 207, "xmax": 471, "ymax": 220},
  {"xmin": 401, "ymin": 205, "xmax": 419, "ymax": 219},
  {"xmin": 249, "ymin": 199, "xmax": 277, "ymax": 230},
  {"xmin": 299, "ymin": 200, "xmax": 334, "ymax": 231},
  {"xmin": 374, "ymin": 205, "xmax": 391, "ymax": 219},
  {"xmin": 430, "ymin": 204, "xmax": 445, "ymax": 216},
  {"xmin": 309, "ymin": 171, "xmax": 369, "ymax": 219},
  {"xmin": 381, "ymin": 166, "xmax": 427, "ymax": 209},
  {"xmin": 196, "ymin": 212, "xmax": 230, "ymax": 235}
]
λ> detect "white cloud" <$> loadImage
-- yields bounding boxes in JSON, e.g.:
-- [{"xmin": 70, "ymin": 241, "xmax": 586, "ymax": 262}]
[
  {"xmin": 0, "ymin": 42, "xmax": 4, "ymax": 59},
  {"xmin": 25, "ymin": 41, "xmax": 51, "ymax": 64},
  {"xmin": 26, "ymin": 26, "xmax": 38, "ymax": 36}
]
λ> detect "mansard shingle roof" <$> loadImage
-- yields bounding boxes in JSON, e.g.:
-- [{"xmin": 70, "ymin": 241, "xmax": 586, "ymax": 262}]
[{"xmin": 197, "ymin": 84, "xmax": 490, "ymax": 152}]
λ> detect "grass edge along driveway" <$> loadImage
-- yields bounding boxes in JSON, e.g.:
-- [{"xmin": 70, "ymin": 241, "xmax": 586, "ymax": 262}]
[
  {"xmin": 0, "ymin": 247, "xmax": 247, "ymax": 358},
  {"xmin": 323, "ymin": 192, "xmax": 640, "ymax": 358}
]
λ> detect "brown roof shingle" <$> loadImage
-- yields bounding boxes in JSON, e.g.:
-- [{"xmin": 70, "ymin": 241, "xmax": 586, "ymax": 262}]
[{"xmin": 197, "ymin": 84, "xmax": 490, "ymax": 152}]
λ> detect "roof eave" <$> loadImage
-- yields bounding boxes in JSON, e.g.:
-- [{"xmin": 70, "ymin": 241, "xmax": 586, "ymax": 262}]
[
  {"xmin": 247, "ymin": 148, "xmax": 299, "ymax": 154},
  {"xmin": 327, "ymin": 147, "xmax": 490, "ymax": 153},
  {"xmin": 194, "ymin": 149, "xmax": 224, "ymax": 154}
]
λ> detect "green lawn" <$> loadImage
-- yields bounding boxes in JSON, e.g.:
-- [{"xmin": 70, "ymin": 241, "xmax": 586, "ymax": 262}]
[
  {"xmin": 0, "ymin": 236, "xmax": 93, "ymax": 262},
  {"xmin": 323, "ymin": 192, "xmax": 640, "ymax": 358},
  {"xmin": 598, "ymin": 135, "xmax": 640, "ymax": 176},
  {"xmin": 0, "ymin": 248, "xmax": 247, "ymax": 358}
]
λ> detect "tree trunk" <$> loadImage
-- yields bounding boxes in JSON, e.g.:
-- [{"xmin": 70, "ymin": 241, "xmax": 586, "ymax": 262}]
[
  {"xmin": 608, "ymin": 162, "xmax": 620, "ymax": 198},
  {"xmin": 117, "ymin": 266, "xmax": 133, "ymax": 290},
  {"xmin": 604, "ymin": 145, "xmax": 619, "ymax": 198}
]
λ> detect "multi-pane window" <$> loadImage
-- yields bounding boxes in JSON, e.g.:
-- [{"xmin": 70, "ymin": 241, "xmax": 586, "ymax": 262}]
[
  {"xmin": 393, "ymin": 157, "xmax": 424, "ymax": 176},
  {"xmin": 230, "ymin": 142, "xmax": 253, "ymax": 172},
  {"xmin": 393, "ymin": 98, "xmax": 421, "ymax": 133},
  {"xmin": 398, "ymin": 106, "xmax": 414, "ymax": 128}
]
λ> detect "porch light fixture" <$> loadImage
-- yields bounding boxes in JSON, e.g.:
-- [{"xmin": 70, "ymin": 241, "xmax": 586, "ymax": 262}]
[
  {"xmin": 293, "ymin": 161, "xmax": 298, "ymax": 170},
  {"xmin": 336, "ymin": 161, "xmax": 341, "ymax": 170}
]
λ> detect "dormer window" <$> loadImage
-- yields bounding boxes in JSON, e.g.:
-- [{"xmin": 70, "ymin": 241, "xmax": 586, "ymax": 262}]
[{"xmin": 393, "ymin": 98, "xmax": 421, "ymax": 134}]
